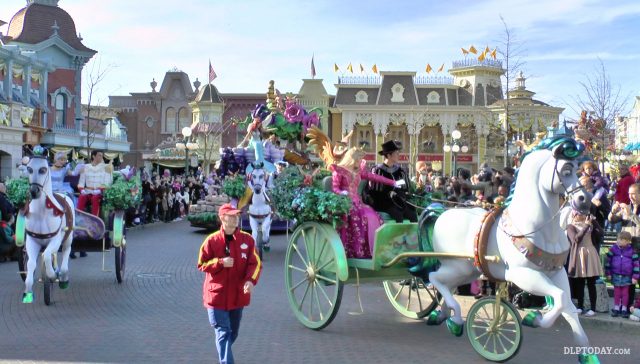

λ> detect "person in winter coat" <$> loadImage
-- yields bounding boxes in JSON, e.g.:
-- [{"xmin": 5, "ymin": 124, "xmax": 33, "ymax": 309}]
[
  {"xmin": 605, "ymin": 231, "xmax": 639, "ymax": 318},
  {"xmin": 197, "ymin": 203, "xmax": 261, "ymax": 364}
]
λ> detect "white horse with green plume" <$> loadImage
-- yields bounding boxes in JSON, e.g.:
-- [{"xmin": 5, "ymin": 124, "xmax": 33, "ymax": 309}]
[
  {"xmin": 423, "ymin": 137, "xmax": 600, "ymax": 364},
  {"xmin": 22, "ymin": 146, "xmax": 75, "ymax": 303}
]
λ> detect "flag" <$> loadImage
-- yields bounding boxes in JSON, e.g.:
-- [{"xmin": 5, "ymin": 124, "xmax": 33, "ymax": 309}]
[
  {"xmin": 490, "ymin": 48, "xmax": 497, "ymax": 59},
  {"xmin": 359, "ymin": 63, "xmax": 364, "ymax": 73},
  {"xmin": 478, "ymin": 51, "xmax": 486, "ymax": 62},
  {"xmin": 311, "ymin": 55, "xmax": 316, "ymax": 78},
  {"xmin": 347, "ymin": 63, "xmax": 353, "ymax": 73},
  {"xmin": 371, "ymin": 64, "xmax": 378, "ymax": 74},
  {"xmin": 461, "ymin": 47, "xmax": 469, "ymax": 55},
  {"xmin": 208, "ymin": 60, "xmax": 217, "ymax": 83},
  {"xmin": 484, "ymin": 46, "xmax": 490, "ymax": 54},
  {"xmin": 334, "ymin": 63, "xmax": 340, "ymax": 72},
  {"xmin": 425, "ymin": 64, "xmax": 432, "ymax": 73},
  {"xmin": 437, "ymin": 63, "xmax": 444, "ymax": 72},
  {"xmin": 469, "ymin": 45, "xmax": 477, "ymax": 54}
]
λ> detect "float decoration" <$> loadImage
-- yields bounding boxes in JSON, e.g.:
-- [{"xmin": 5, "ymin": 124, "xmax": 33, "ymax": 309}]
[
  {"xmin": 6, "ymin": 177, "xmax": 30, "ymax": 208},
  {"xmin": 270, "ymin": 167, "xmax": 351, "ymax": 226},
  {"xmin": 103, "ymin": 173, "xmax": 141, "ymax": 211}
]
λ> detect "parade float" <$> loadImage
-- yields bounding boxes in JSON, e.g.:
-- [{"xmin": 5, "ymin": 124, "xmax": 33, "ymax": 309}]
[
  {"xmin": 12, "ymin": 149, "xmax": 139, "ymax": 305},
  {"xmin": 278, "ymin": 127, "xmax": 601, "ymax": 363}
]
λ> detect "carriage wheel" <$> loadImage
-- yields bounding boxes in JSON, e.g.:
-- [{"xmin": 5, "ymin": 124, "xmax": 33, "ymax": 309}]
[
  {"xmin": 115, "ymin": 237, "xmax": 126, "ymax": 284},
  {"xmin": 466, "ymin": 297, "xmax": 523, "ymax": 362},
  {"xmin": 41, "ymin": 255, "xmax": 55, "ymax": 306},
  {"xmin": 383, "ymin": 277, "xmax": 441, "ymax": 319},
  {"xmin": 285, "ymin": 222, "xmax": 347, "ymax": 330},
  {"xmin": 18, "ymin": 247, "xmax": 27, "ymax": 282}
]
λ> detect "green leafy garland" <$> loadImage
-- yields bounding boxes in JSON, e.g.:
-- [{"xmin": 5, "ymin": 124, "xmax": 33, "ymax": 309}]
[
  {"xmin": 271, "ymin": 167, "xmax": 351, "ymax": 226},
  {"xmin": 187, "ymin": 212, "xmax": 220, "ymax": 225},
  {"xmin": 222, "ymin": 174, "xmax": 247, "ymax": 199},
  {"xmin": 103, "ymin": 173, "xmax": 142, "ymax": 211},
  {"xmin": 5, "ymin": 177, "xmax": 29, "ymax": 208}
]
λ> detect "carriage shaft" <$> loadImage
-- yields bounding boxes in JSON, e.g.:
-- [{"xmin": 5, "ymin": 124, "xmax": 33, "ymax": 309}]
[{"xmin": 381, "ymin": 252, "xmax": 500, "ymax": 268}]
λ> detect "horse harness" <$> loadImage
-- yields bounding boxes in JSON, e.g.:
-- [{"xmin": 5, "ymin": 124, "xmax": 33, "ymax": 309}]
[
  {"xmin": 474, "ymin": 207, "xmax": 569, "ymax": 281},
  {"xmin": 24, "ymin": 193, "xmax": 74, "ymax": 242}
]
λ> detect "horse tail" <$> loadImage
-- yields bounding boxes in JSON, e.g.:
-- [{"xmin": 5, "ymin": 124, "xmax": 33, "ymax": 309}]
[{"xmin": 409, "ymin": 204, "xmax": 445, "ymax": 279}]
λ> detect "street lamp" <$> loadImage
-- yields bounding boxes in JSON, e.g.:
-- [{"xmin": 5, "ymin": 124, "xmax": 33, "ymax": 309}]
[
  {"xmin": 443, "ymin": 129, "xmax": 468, "ymax": 177},
  {"xmin": 176, "ymin": 126, "xmax": 198, "ymax": 175}
]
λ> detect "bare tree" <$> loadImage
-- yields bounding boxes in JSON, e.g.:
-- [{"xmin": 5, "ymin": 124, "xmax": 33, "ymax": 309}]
[
  {"xmin": 496, "ymin": 15, "xmax": 526, "ymax": 167},
  {"xmin": 573, "ymin": 59, "xmax": 629, "ymax": 168},
  {"xmin": 194, "ymin": 116, "xmax": 236, "ymax": 174},
  {"xmin": 82, "ymin": 56, "xmax": 116, "ymax": 155}
]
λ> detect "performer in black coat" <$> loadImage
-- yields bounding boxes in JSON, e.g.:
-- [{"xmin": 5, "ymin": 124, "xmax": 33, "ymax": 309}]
[{"xmin": 363, "ymin": 140, "xmax": 416, "ymax": 222}]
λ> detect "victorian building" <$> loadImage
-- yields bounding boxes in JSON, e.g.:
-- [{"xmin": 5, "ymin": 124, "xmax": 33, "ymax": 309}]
[
  {"xmin": 332, "ymin": 59, "xmax": 563, "ymax": 175},
  {"xmin": 110, "ymin": 70, "xmax": 333, "ymax": 172},
  {"xmin": 0, "ymin": 0, "xmax": 128, "ymax": 179}
]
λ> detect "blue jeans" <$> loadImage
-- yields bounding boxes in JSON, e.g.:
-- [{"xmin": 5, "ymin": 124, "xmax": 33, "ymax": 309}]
[{"xmin": 207, "ymin": 308, "xmax": 243, "ymax": 364}]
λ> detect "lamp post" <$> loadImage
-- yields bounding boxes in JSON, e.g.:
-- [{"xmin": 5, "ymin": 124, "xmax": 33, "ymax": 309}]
[
  {"xmin": 176, "ymin": 126, "xmax": 198, "ymax": 176},
  {"xmin": 443, "ymin": 129, "xmax": 469, "ymax": 177}
]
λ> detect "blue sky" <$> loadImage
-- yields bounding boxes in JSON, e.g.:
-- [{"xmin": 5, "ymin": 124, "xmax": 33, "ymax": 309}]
[{"xmin": 2, "ymin": 0, "xmax": 639, "ymax": 120}]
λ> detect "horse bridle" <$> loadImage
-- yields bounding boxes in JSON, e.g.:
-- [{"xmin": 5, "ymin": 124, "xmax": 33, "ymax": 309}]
[
  {"xmin": 25, "ymin": 164, "xmax": 65, "ymax": 239},
  {"xmin": 501, "ymin": 158, "xmax": 584, "ymax": 238}
]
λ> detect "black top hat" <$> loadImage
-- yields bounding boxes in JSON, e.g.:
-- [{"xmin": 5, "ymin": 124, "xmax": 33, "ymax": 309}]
[{"xmin": 379, "ymin": 140, "xmax": 402, "ymax": 156}]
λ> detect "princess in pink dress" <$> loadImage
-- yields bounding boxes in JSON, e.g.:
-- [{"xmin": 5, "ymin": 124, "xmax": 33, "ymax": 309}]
[{"xmin": 330, "ymin": 148, "xmax": 403, "ymax": 258}]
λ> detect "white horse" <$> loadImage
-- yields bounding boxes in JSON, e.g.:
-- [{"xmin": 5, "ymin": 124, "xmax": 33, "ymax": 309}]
[
  {"xmin": 22, "ymin": 152, "xmax": 75, "ymax": 303},
  {"xmin": 427, "ymin": 138, "xmax": 600, "ymax": 363},
  {"xmin": 247, "ymin": 164, "xmax": 273, "ymax": 254}
]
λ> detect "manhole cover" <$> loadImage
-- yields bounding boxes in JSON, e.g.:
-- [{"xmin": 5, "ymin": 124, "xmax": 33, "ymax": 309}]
[{"xmin": 136, "ymin": 273, "xmax": 172, "ymax": 279}]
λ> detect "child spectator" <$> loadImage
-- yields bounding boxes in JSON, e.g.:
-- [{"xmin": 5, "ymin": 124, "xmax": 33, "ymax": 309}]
[{"xmin": 605, "ymin": 231, "xmax": 639, "ymax": 318}]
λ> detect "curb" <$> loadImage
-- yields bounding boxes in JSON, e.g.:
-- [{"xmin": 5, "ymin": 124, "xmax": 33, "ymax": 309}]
[{"xmin": 455, "ymin": 295, "xmax": 640, "ymax": 332}]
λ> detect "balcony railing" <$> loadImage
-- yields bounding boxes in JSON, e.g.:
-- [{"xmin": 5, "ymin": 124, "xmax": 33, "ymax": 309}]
[
  {"xmin": 338, "ymin": 76, "xmax": 381, "ymax": 85},
  {"xmin": 451, "ymin": 58, "xmax": 503, "ymax": 69},
  {"xmin": 51, "ymin": 125, "xmax": 128, "ymax": 142},
  {"xmin": 413, "ymin": 76, "xmax": 454, "ymax": 85}
]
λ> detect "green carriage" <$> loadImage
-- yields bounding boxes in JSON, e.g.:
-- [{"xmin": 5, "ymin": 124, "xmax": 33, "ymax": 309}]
[{"xmin": 284, "ymin": 211, "xmax": 524, "ymax": 362}]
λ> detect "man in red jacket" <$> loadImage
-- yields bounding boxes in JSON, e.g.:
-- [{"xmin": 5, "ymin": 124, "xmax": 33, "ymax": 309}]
[
  {"xmin": 615, "ymin": 165, "xmax": 634, "ymax": 205},
  {"xmin": 198, "ymin": 203, "xmax": 261, "ymax": 364}
]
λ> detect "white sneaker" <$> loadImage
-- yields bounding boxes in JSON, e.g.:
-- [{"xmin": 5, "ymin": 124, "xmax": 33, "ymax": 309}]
[
  {"xmin": 630, "ymin": 315, "xmax": 640, "ymax": 322},
  {"xmin": 575, "ymin": 308, "xmax": 583, "ymax": 314},
  {"xmin": 584, "ymin": 310, "xmax": 596, "ymax": 317}
]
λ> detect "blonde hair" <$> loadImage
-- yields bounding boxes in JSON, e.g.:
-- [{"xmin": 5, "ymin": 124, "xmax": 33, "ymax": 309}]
[{"xmin": 337, "ymin": 147, "xmax": 364, "ymax": 170}]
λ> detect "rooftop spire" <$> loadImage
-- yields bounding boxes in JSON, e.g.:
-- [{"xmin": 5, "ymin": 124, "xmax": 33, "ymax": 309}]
[{"xmin": 28, "ymin": 0, "xmax": 60, "ymax": 6}]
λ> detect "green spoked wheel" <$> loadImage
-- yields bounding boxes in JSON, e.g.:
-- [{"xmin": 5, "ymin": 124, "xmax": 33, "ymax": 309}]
[
  {"xmin": 115, "ymin": 237, "xmax": 126, "ymax": 284},
  {"xmin": 285, "ymin": 222, "xmax": 348, "ymax": 330},
  {"xmin": 466, "ymin": 297, "xmax": 523, "ymax": 362},
  {"xmin": 383, "ymin": 277, "xmax": 441, "ymax": 319}
]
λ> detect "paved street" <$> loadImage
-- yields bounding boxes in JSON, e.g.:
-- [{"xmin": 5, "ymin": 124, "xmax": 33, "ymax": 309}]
[{"xmin": 1, "ymin": 221, "xmax": 638, "ymax": 364}]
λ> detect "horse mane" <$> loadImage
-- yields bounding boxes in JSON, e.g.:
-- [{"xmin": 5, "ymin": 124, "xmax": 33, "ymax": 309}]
[{"xmin": 505, "ymin": 136, "xmax": 584, "ymax": 207}]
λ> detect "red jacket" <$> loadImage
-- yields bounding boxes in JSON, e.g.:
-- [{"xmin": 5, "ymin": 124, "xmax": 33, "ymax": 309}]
[
  {"xmin": 197, "ymin": 229, "xmax": 261, "ymax": 310},
  {"xmin": 615, "ymin": 174, "xmax": 635, "ymax": 204}
]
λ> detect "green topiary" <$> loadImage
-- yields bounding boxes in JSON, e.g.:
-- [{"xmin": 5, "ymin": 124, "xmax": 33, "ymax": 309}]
[
  {"xmin": 5, "ymin": 177, "xmax": 29, "ymax": 208},
  {"xmin": 187, "ymin": 212, "xmax": 219, "ymax": 225},
  {"xmin": 271, "ymin": 167, "xmax": 351, "ymax": 226},
  {"xmin": 222, "ymin": 174, "xmax": 246, "ymax": 199},
  {"xmin": 103, "ymin": 173, "xmax": 141, "ymax": 211}
]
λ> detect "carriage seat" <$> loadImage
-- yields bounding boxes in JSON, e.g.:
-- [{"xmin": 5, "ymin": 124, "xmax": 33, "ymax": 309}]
[
  {"xmin": 73, "ymin": 209, "xmax": 105, "ymax": 240},
  {"xmin": 322, "ymin": 176, "xmax": 395, "ymax": 222}
]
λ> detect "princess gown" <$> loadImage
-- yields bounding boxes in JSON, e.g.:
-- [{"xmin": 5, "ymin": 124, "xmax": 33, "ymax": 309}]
[{"xmin": 330, "ymin": 161, "xmax": 396, "ymax": 258}]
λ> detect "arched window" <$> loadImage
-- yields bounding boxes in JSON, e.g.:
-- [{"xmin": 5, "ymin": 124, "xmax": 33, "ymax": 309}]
[
  {"xmin": 165, "ymin": 107, "xmax": 176, "ymax": 133},
  {"xmin": 55, "ymin": 93, "xmax": 66, "ymax": 126},
  {"xmin": 178, "ymin": 107, "xmax": 190, "ymax": 130}
]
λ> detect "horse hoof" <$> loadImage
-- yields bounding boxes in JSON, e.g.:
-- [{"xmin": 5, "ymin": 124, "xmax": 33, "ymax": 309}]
[
  {"xmin": 446, "ymin": 317, "xmax": 464, "ymax": 337},
  {"xmin": 426, "ymin": 310, "xmax": 444, "ymax": 326},
  {"xmin": 263, "ymin": 244, "xmax": 270, "ymax": 252},
  {"xmin": 522, "ymin": 310, "xmax": 542, "ymax": 328},
  {"xmin": 578, "ymin": 353, "xmax": 600, "ymax": 364},
  {"xmin": 59, "ymin": 281, "xmax": 69, "ymax": 289},
  {"xmin": 22, "ymin": 292, "xmax": 34, "ymax": 304}
]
